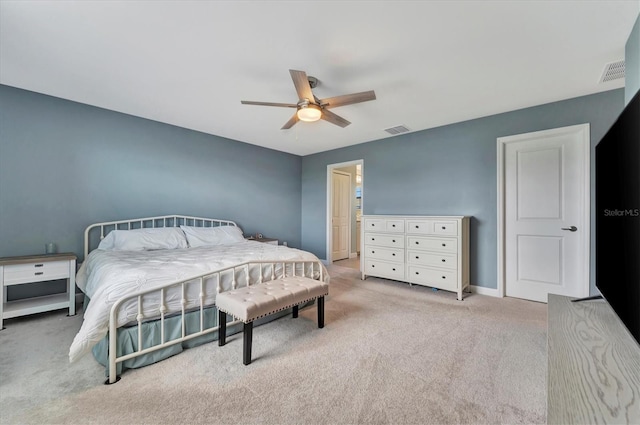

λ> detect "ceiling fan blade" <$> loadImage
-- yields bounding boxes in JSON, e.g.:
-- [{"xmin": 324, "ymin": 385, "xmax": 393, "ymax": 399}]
[
  {"xmin": 241, "ymin": 100, "xmax": 297, "ymax": 108},
  {"xmin": 281, "ymin": 113, "xmax": 300, "ymax": 130},
  {"xmin": 290, "ymin": 69, "xmax": 315, "ymax": 102},
  {"xmin": 321, "ymin": 109, "xmax": 351, "ymax": 128},
  {"xmin": 320, "ymin": 90, "xmax": 376, "ymax": 108}
]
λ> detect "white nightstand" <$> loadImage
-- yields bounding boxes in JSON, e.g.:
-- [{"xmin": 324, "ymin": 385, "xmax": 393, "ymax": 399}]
[{"xmin": 0, "ymin": 253, "xmax": 77, "ymax": 329}]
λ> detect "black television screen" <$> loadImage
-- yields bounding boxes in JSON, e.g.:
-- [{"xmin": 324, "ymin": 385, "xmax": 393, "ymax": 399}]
[{"xmin": 595, "ymin": 89, "xmax": 640, "ymax": 345}]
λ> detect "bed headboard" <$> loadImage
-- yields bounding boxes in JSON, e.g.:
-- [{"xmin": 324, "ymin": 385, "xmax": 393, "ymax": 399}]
[{"xmin": 84, "ymin": 215, "xmax": 238, "ymax": 259}]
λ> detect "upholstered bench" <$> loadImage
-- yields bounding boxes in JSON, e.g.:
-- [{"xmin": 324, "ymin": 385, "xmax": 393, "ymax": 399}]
[{"xmin": 216, "ymin": 276, "xmax": 329, "ymax": 365}]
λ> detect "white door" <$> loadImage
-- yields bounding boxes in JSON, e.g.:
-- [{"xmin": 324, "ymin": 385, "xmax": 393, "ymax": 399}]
[
  {"xmin": 331, "ymin": 170, "xmax": 350, "ymax": 261},
  {"xmin": 500, "ymin": 124, "xmax": 590, "ymax": 302}
]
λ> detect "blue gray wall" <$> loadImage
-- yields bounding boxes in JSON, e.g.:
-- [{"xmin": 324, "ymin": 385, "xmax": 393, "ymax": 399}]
[
  {"xmin": 0, "ymin": 85, "xmax": 303, "ymax": 261},
  {"xmin": 626, "ymin": 13, "xmax": 640, "ymax": 105},
  {"xmin": 301, "ymin": 90, "xmax": 624, "ymax": 294}
]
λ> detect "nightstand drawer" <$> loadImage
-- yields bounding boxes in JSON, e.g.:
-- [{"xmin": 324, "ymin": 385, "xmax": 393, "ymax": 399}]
[{"xmin": 3, "ymin": 260, "xmax": 70, "ymax": 285}]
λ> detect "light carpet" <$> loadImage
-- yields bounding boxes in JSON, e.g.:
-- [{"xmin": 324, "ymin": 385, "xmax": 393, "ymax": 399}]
[{"xmin": 0, "ymin": 265, "xmax": 547, "ymax": 424}]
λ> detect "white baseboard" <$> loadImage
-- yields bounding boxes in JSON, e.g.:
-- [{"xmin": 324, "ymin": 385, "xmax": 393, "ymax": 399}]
[
  {"xmin": 469, "ymin": 284, "xmax": 501, "ymax": 298},
  {"xmin": 349, "ymin": 252, "xmax": 358, "ymax": 259}
]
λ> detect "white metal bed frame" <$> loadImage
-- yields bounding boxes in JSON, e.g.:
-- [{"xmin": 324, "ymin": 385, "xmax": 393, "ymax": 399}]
[
  {"xmin": 84, "ymin": 214, "xmax": 238, "ymax": 259},
  {"xmin": 82, "ymin": 215, "xmax": 325, "ymax": 384}
]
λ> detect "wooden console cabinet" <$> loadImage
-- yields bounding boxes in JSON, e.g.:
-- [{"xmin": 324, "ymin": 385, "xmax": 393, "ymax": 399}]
[{"xmin": 547, "ymin": 294, "xmax": 640, "ymax": 424}]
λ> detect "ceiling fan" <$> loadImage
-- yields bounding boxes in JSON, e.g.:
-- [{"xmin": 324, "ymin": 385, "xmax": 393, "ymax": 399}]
[{"xmin": 241, "ymin": 69, "xmax": 376, "ymax": 129}]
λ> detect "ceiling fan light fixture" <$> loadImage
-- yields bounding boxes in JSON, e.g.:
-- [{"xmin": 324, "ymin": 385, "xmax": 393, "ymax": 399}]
[{"xmin": 297, "ymin": 104, "xmax": 322, "ymax": 122}]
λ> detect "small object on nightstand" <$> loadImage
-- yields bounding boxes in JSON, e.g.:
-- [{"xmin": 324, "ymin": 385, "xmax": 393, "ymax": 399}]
[
  {"xmin": 0, "ymin": 253, "xmax": 77, "ymax": 329},
  {"xmin": 254, "ymin": 237, "xmax": 278, "ymax": 246}
]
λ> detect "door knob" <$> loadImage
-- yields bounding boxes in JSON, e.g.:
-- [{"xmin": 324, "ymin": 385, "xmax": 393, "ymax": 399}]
[{"xmin": 561, "ymin": 226, "xmax": 578, "ymax": 232}]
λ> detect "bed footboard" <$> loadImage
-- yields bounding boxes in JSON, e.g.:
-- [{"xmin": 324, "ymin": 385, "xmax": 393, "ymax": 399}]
[{"xmin": 107, "ymin": 260, "xmax": 325, "ymax": 384}]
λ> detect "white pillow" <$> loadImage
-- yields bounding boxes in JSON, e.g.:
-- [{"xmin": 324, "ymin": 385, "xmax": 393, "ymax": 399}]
[
  {"xmin": 98, "ymin": 227, "xmax": 188, "ymax": 251},
  {"xmin": 180, "ymin": 225, "xmax": 244, "ymax": 247}
]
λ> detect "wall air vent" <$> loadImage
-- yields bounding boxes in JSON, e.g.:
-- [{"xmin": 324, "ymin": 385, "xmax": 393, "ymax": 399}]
[
  {"xmin": 600, "ymin": 60, "xmax": 625, "ymax": 83},
  {"xmin": 384, "ymin": 125, "xmax": 411, "ymax": 135}
]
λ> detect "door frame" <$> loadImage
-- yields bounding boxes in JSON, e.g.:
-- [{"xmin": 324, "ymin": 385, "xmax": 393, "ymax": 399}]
[
  {"xmin": 326, "ymin": 159, "xmax": 363, "ymax": 263},
  {"xmin": 496, "ymin": 124, "xmax": 590, "ymax": 299}
]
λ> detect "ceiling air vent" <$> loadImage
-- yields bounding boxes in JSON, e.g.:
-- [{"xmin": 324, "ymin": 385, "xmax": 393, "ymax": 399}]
[
  {"xmin": 384, "ymin": 125, "xmax": 411, "ymax": 135},
  {"xmin": 600, "ymin": 60, "xmax": 625, "ymax": 83}
]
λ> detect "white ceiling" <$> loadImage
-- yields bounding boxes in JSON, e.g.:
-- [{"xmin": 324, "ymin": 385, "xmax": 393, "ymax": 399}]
[{"xmin": 1, "ymin": 1, "xmax": 638, "ymax": 156}]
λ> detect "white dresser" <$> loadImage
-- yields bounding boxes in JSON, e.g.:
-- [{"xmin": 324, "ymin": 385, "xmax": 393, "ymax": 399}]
[{"xmin": 361, "ymin": 215, "xmax": 470, "ymax": 300}]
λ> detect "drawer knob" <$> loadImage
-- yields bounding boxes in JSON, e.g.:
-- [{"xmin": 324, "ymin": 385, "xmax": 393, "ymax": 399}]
[
  {"xmin": 415, "ymin": 256, "xmax": 419, "ymax": 259},
  {"xmin": 392, "ymin": 268, "xmax": 396, "ymax": 271},
  {"xmin": 392, "ymin": 253, "xmax": 395, "ymax": 256},
  {"xmin": 415, "ymin": 241, "xmax": 419, "ymax": 245},
  {"xmin": 442, "ymin": 276, "xmax": 446, "ymax": 279},
  {"xmin": 372, "ymin": 265, "xmax": 375, "ymax": 268},
  {"xmin": 415, "ymin": 272, "xmax": 419, "ymax": 275},
  {"xmin": 442, "ymin": 243, "xmax": 446, "ymax": 247},
  {"xmin": 372, "ymin": 238, "xmax": 375, "ymax": 241},
  {"xmin": 372, "ymin": 250, "xmax": 375, "ymax": 253},
  {"xmin": 34, "ymin": 264, "xmax": 44, "ymax": 268},
  {"xmin": 392, "ymin": 224, "xmax": 396, "ymax": 227},
  {"xmin": 442, "ymin": 226, "xmax": 446, "ymax": 230},
  {"xmin": 35, "ymin": 272, "xmax": 43, "ymax": 276},
  {"xmin": 392, "ymin": 240, "xmax": 396, "ymax": 243},
  {"xmin": 441, "ymin": 259, "xmax": 446, "ymax": 262},
  {"xmin": 372, "ymin": 224, "xmax": 375, "ymax": 227},
  {"xmin": 415, "ymin": 225, "xmax": 419, "ymax": 229}
]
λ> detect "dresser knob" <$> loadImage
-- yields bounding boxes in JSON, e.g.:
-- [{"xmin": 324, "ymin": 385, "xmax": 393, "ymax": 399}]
[
  {"xmin": 441, "ymin": 259, "xmax": 446, "ymax": 262},
  {"xmin": 35, "ymin": 272, "xmax": 43, "ymax": 276},
  {"xmin": 372, "ymin": 251, "xmax": 375, "ymax": 254},
  {"xmin": 442, "ymin": 226, "xmax": 446, "ymax": 230},
  {"xmin": 34, "ymin": 264, "xmax": 44, "ymax": 268},
  {"xmin": 392, "ymin": 268, "xmax": 396, "ymax": 271},
  {"xmin": 415, "ymin": 272, "xmax": 419, "ymax": 275},
  {"xmin": 392, "ymin": 240, "xmax": 396, "ymax": 243},
  {"xmin": 372, "ymin": 265, "xmax": 375, "ymax": 268},
  {"xmin": 416, "ymin": 225, "xmax": 420, "ymax": 229},
  {"xmin": 442, "ymin": 243, "xmax": 446, "ymax": 247},
  {"xmin": 392, "ymin": 224, "xmax": 396, "ymax": 227},
  {"xmin": 415, "ymin": 241, "xmax": 419, "ymax": 245},
  {"xmin": 392, "ymin": 253, "xmax": 395, "ymax": 256},
  {"xmin": 415, "ymin": 256, "xmax": 419, "ymax": 259},
  {"xmin": 441, "ymin": 276, "xmax": 446, "ymax": 279}
]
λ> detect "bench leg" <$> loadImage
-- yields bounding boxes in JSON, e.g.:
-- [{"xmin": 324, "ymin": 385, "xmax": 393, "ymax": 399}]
[
  {"xmin": 218, "ymin": 310, "xmax": 226, "ymax": 346},
  {"xmin": 292, "ymin": 305, "xmax": 299, "ymax": 318},
  {"xmin": 243, "ymin": 322, "xmax": 253, "ymax": 365},
  {"xmin": 317, "ymin": 296, "xmax": 325, "ymax": 328}
]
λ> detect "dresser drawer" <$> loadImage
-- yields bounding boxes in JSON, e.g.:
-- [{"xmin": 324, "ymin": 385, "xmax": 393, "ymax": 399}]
[
  {"xmin": 408, "ymin": 266, "xmax": 457, "ymax": 292},
  {"xmin": 433, "ymin": 221, "xmax": 458, "ymax": 236},
  {"xmin": 407, "ymin": 251, "xmax": 457, "ymax": 270},
  {"xmin": 406, "ymin": 236, "xmax": 457, "ymax": 253},
  {"xmin": 406, "ymin": 219, "xmax": 433, "ymax": 234},
  {"xmin": 365, "ymin": 260, "xmax": 405, "ymax": 280},
  {"xmin": 364, "ymin": 246, "xmax": 405, "ymax": 263},
  {"xmin": 364, "ymin": 218, "xmax": 405, "ymax": 233},
  {"xmin": 364, "ymin": 233, "xmax": 405, "ymax": 249},
  {"xmin": 3, "ymin": 260, "xmax": 70, "ymax": 285}
]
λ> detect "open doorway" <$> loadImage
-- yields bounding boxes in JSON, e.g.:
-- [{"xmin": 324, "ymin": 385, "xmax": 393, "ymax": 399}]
[{"xmin": 326, "ymin": 160, "xmax": 363, "ymax": 270}]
